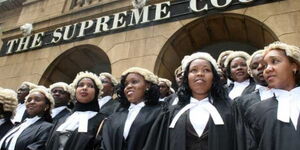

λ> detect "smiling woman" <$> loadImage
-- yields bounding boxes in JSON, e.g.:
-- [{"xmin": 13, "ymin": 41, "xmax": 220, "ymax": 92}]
[
  {"xmin": 46, "ymin": 71, "xmax": 106, "ymax": 150},
  {"xmin": 224, "ymin": 51, "xmax": 256, "ymax": 100},
  {"xmin": 144, "ymin": 52, "xmax": 234, "ymax": 150},
  {"xmin": 101, "ymin": 67, "xmax": 162, "ymax": 150},
  {"xmin": 0, "ymin": 86, "xmax": 54, "ymax": 150}
]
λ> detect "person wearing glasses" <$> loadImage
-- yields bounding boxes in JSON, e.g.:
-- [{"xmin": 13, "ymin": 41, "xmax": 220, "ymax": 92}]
[{"xmin": 49, "ymin": 82, "xmax": 74, "ymax": 123}]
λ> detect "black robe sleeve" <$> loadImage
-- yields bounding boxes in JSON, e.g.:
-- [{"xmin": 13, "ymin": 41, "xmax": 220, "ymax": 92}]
[
  {"xmin": 0, "ymin": 120, "xmax": 14, "ymax": 140},
  {"xmin": 46, "ymin": 113, "xmax": 106, "ymax": 150},
  {"xmin": 15, "ymin": 120, "xmax": 53, "ymax": 150},
  {"xmin": 244, "ymin": 97, "xmax": 300, "ymax": 150},
  {"xmin": 101, "ymin": 105, "xmax": 162, "ymax": 150}
]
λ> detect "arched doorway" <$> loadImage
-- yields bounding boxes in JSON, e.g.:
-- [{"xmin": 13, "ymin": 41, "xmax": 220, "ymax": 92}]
[
  {"xmin": 154, "ymin": 13, "xmax": 278, "ymax": 85},
  {"xmin": 39, "ymin": 44, "xmax": 111, "ymax": 86}
]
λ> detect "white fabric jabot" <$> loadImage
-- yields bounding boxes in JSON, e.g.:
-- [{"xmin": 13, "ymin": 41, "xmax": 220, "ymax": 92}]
[
  {"xmin": 0, "ymin": 116, "xmax": 40, "ymax": 150},
  {"xmin": 51, "ymin": 106, "xmax": 67, "ymax": 118},
  {"xmin": 159, "ymin": 97, "xmax": 166, "ymax": 102},
  {"xmin": 172, "ymin": 97, "xmax": 179, "ymax": 105},
  {"xmin": 12, "ymin": 103, "xmax": 26, "ymax": 123},
  {"xmin": 229, "ymin": 79, "xmax": 250, "ymax": 100},
  {"xmin": 0, "ymin": 119, "xmax": 5, "ymax": 126},
  {"xmin": 98, "ymin": 96, "xmax": 112, "ymax": 109},
  {"xmin": 272, "ymin": 87, "xmax": 300, "ymax": 130},
  {"xmin": 255, "ymin": 85, "xmax": 273, "ymax": 101},
  {"xmin": 169, "ymin": 97, "xmax": 224, "ymax": 137},
  {"xmin": 123, "ymin": 101, "xmax": 145, "ymax": 139},
  {"xmin": 56, "ymin": 111, "xmax": 97, "ymax": 133}
]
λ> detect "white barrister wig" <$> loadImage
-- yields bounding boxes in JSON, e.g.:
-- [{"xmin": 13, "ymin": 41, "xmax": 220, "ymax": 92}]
[
  {"xmin": 217, "ymin": 50, "xmax": 234, "ymax": 67},
  {"xmin": 132, "ymin": 0, "xmax": 146, "ymax": 9},
  {"xmin": 99, "ymin": 73, "xmax": 118, "ymax": 86},
  {"xmin": 0, "ymin": 88, "xmax": 18, "ymax": 112},
  {"xmin": 122, "ymin": 67, "xmax": 159, "ymax": 85},
  {"xmin": 174, "ymin": 65, "xmax": 183, "ymax": 77},
  {"xmin": 20, "ymin": 23, "xmax": 33, "ymax": 36},
  {"xmin": 264, "ymin": 41, "xmax": 300, "ymax": 64},
  {"xmin": 159, "ymin": 78, "xmax": 172, "ymax": 88},
  {"xmin": 26, "ymin": 86, "xmax": 55, "ymax": 109},
  {"xmin": 224, "ymin": 51, "xmax": 251, "ymax": 68},
  {"xmin": 71, "ymin": 71, "xmax": 103, "ymax": 91},
  {"xmin": 170, "ymin": 88, "xmax": 175, "ymax": 94},
  {"xmin": 181, "ymin": 52, "xmax": 219, "ymax": 72},
  {"xmin": 49, "ymin": 82, "xmax": 75, "ymax": 99},
  {"xmin": 247, "ymin": 50, "xmax": 264, "ymax": 68},
  {"xmin": 20, "ymin": 81, "xmax": 38, "ymax": 90}
]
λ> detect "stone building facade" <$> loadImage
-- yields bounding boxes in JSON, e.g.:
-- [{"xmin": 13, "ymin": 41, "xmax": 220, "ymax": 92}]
[{"xmin": 0, "ymin": 0, "xmax": 299, "ymax": 89}]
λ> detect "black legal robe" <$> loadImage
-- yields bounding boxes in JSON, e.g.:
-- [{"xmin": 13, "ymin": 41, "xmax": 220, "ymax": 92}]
[
  {"xmin": 99, "ymin": 99, "xmax": 120, "ymax": 116},
  {"xmin": 52, "ymin": 108, "xmax": 71, "ymax": 123},
  {"xmin": 100, "ymin": 105, "xmax": 162, "ymax": 150},
  {"xmin": 2, "ymin": 119, "xmax": 52, "ymax": 150},
  {"xmin": 0, "ymin": 120, "xmax": 14, "ymax": 140},
  {"xmin": 144, "ymin": 99, "xmax": 235, "ymax": 150},
  {"xmin": 232, "ymin": 90, "xmax": 261, "ymax": 150},
  {"xmin": 46, "ymin": 113, "xmax": 106, "ymax": 150},
  {"xmin": 245, "ymin": 97, "xmax": 300, "ymax": 150}
]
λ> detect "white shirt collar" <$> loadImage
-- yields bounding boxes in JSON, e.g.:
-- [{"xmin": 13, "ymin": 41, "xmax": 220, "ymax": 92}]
[
  {"xmin": 98, "ymin": 96, "xmax": 112, "ymax": 109},
  {"xmin": 256, "ymin": 85, "xmax": 273, "ymax": 101},
  {"xmin": 159, "ymin": 97, "xmax": 166, "ymax": 102},
  {"xmin": 0, "ymin": 119, "xmax": 5, "ymax": 126},
  {"xmin": 170, "ymin": 97, "xmax": 224, "ymax": 137},
  {"xmin": 57, "ymin": 111, "xmax": 98, "ymax": 133},
  {"xmin": 123, "ymin": 101, "xmax": 145, "ymax": 139},
  {"xmin": 272, "ymin": 87, "xmax": 300, "ymax": 130},
  {"xmin": 12, "ymin": 103, "xmax": 26, "ymax": 123},
  {"xmin": 51, "ymin": 106, "xmax": 67, "ymax": 118},
  {"xmin": 229, "ymin": 79, "xmax": 250, "ymax": 100}
]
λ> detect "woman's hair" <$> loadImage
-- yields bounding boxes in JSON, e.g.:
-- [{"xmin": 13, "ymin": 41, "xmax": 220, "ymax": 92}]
[
  {"xmin": 43, "ymin": 97, "xmax": 52, "ymax": 123},
  {"xmin": 286, "ymin": 53, "xmax": 300, "ymax": 86},
  {"xmin": 117, "ymin": 73, "xmax": 159, "ymax": 108},
  {"xmin": 177, "ymin": 60, "xmax": 229, "ymax": 106}
]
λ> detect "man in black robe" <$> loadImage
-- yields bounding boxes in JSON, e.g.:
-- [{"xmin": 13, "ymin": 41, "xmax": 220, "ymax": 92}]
[
  {"xmin": 49, "ymin": 82, "xmax": 73, "ymax": 123},
  {"xmin": 98, "ymin": 73, "xmax": 120, "ymax": 116},
  {"xmin": 233, "ymin": 50, "xmax": 273, "ymax": 150},
  {"xmin": 13, "ymin": 82, "xmax": 37, "ymax": 124}
]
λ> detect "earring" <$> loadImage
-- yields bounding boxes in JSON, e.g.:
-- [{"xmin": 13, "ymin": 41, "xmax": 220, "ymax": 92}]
[{"xmin": 293, "ymin": 69, "xmax": 297, "ymax": 75}]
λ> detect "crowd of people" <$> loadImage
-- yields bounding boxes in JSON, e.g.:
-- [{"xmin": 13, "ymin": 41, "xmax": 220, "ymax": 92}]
[{"xmin": 0, "ymin": 41, "xmax": 299, "ymax": 150}]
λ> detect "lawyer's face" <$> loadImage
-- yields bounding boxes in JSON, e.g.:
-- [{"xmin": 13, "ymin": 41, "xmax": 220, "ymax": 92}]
[
  {"xmin": 17, "ymin": 85, "xmax": 30, "ymax": 102},
  {"xmin": 124, "ymin": 73, "xmax": 148, "ymax": 104},
  {"xmin": 76, "ymin": 78, "xmax": 96, "ymax": 103},
  {"xmin": 230, "ymin": 57, "xmax": 249, "ymax": 82},
  {"xmin": 101, "ymin": 77, "xmax": 114, "ymax": 97},
  {"xmin": 263, "ymin": 49, "xmax": 297, "ymax": 91},
  {"xmin": 26, "ymin": 91, "xmax": 49, "ymax": 117},
  {"xmin": 188, "ymin": 59, "xmax": 213, "ymax": 100},
  {"xmin": 159, "ymin": 81, "xmax": 169, "ymax": 98},
  {"xmin": 249, "ymin": 53, "xmax": 267, "ymax": 86},
  {"xmin": 51, "ymin": 87, "xmax": 70, "ymax": 107}
]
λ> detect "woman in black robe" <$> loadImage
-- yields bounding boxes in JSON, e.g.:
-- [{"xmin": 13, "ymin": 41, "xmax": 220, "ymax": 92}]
[
  {"xmin": 0, "ymin": 89, "xmax": 18, "ymax": 140},
  {"xmin": 0, "ymin": 86, "xmax": 54, "ymax": 150},
  {"xmin": 144, "ymin": 52, "xmax": 235, "ymax": 150},
  {"xmin": 100, "ymin": 67, "xmax": 162, "ymax": 150},
  {"xmin": 224, "ymin": 51, "xmax": 256, "ymax": 100},
  {"xmin": 46, "ymin": 71, "xmax": 106, "ymax": 150},
  {"xmin": 245, "ymin": 41, "xmax": 300, "ymax": 150}
]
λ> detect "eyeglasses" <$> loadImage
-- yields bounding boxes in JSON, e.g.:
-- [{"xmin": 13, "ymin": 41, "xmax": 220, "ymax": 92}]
[{"xmin": 51, "ymin": 89, "xmax": 67, "ymax": 95}]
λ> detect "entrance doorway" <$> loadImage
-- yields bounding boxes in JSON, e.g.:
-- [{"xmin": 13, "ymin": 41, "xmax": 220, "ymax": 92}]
[
  {"xmin": 154, "ymin": 13, "xmax": 278, "ymax": 86},
  {"xmin": 39, "ymin": 44, "xmax": 111, "ymax": 86}
]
